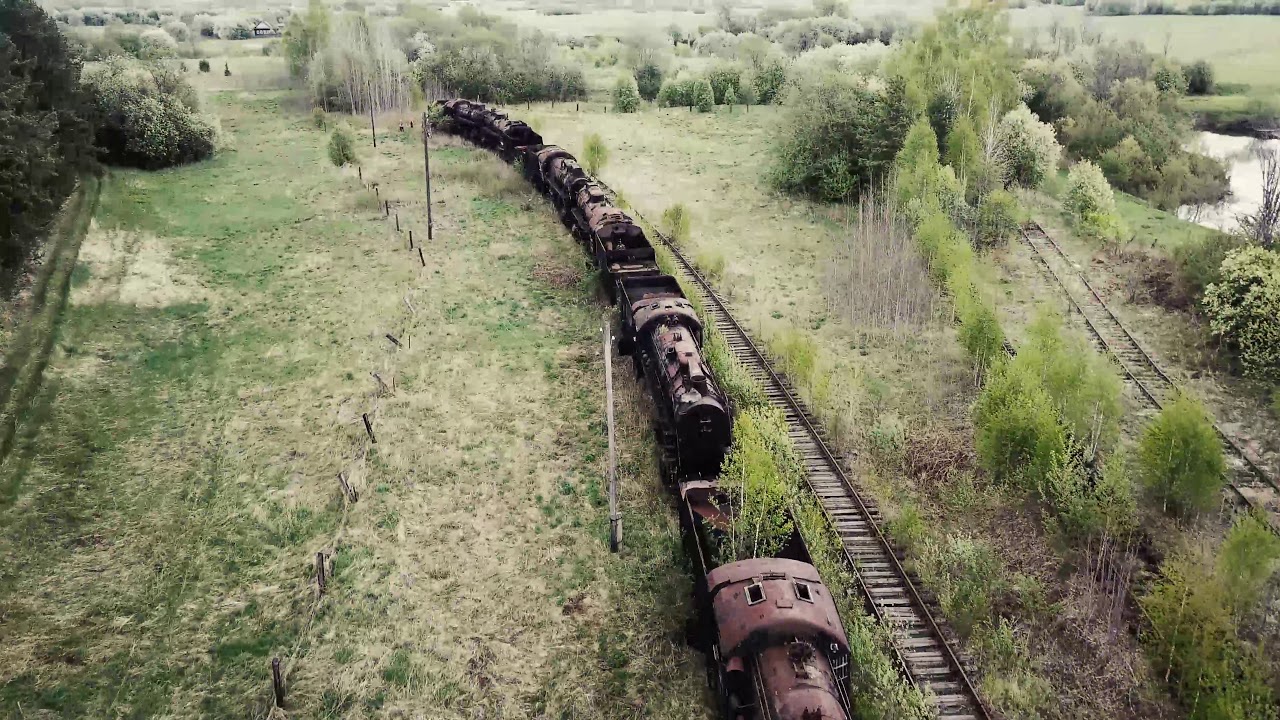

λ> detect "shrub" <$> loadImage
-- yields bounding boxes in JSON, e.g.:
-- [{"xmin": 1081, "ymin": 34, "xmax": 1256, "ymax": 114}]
[
  {"xmin": 1064, "ymin": 161, "xmax": 1122, "ymax": 240},
  {"xmin": 750, "ymin": 56, "xmax": 787, "ymax": 105},
  {"xmin": 138, "ymin": 27, "xmax": 177, "ymax": 59},
  {"xmin": 974, "ymin": 360, "xmax": 1067, "ymax": 489},
  {"xmin": 974, "ymin": 190, "xmax": 1020, "ymax": 247},
  {"xmin": 1173, "ymin": 232, "xmax": 1243, "ymax": 306},
  {"xmin": 83, "ymin": 57, "xmax": 217, "ymax": 170},
  {"xmin": 1042, "ymin": 446, "xmax": 1137, "ymax": 541},
  {"xmin": 612, "ymin": 73, "xmax": 640, "ymax": 113},
  {"xmin": 661, "ymin": 203, "xmax": 691, "ymax": 243},
  {"xmin": 582, "ymin": 133, "xmax": 608, "ymax": 175},
  {"xmin": 634, "ymin": 62, "xmax": 663, "ymax": 101},
  {"xmin": 771, "ymin": 73, "xmax": 917, "ymax": 201},
  {"xmin": 692, "ymin": 78, "xmax": 715, "ymax": 112},
  {"xmin": 997, "ymin": 104, "xmax": 1061, "ymax": 189},
  {"xmin": 1021, "ymin": 312, "xmax": 1124, "ymax": 460},
  {"xmin": 944, "ymin": 114, "xmax": 982, "ymax": 193},
  {"xmin": 1141, "ymin": 549, "xmax": 1278, "ymax": 720},
  {"xmin": 1137, "ymin": 393, "xmax": 1225, "ymax": 517},
  {"xmin": 1153, "ymin": 62, "xmax": 1187, "ymax": 95},
  {"xmin": 198, "ymin": 59, "xmax": 210, "ymax": 73},
  {"xmin": 1218, "ymin": 511, "xmax": 1280, "ymax": 618},
  {"xmin": 722, "ymin": 86, "xmax": 738, "ymax": 106},
  {"xmin": 312, "ymin": 107, "xmax": 327, "ymax": 130},
  {"xmin": 1185, "ymin": 59, "xmax": 1215, "ymax": 95},
  {"xmin": 955, "ymin": 288, "xmax": 1005, "ymax": 380},
  {"xmin": 163, "ymin": 20, "xmax": 190, "ymax": 43},
  {"xmin": 328, "ymin": 126, "xmax": 356, "ymax": 167},
  {"xmin": 1204, "ymin": 247, "xmax": 1280, "ymax": 380},
  {"xmin": 717, "ymin": 407, "xmax": 799, "ymax": 562}
]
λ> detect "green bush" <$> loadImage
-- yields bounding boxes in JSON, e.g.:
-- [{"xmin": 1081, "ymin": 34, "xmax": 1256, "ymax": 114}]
[
  {"xmin": 974, "ymin": 190, "xmax": 1020, "ymax": 247},
  {"xmin": 198, "ymin": 58, "xmax": 210, "ymax": 72},
  {"xmin": 717, "ymin": 407, "xmax": 799, "ymax": 562},
  {"xmin": 1141, "ymin": 549, "xmax": 1278, "ymax": 720},
  {"xmin": 328, "ymin": 126, "xmax": 355, "ymax": 167},
  {"xmin": 661, "ymin": 202, "xmax": 691, "ymax": 243},
  {"xmin": 1153, "ymin": 62, "xmax": 1187, "ymax": 95},
  {"xmin": 944, "ymin": 114, "xmax": 982, "ymax": 194},
  {"xmin": 1021, "ymin": 312, "xmax": 1124, "ymax": 460},
  {"xmin": 1185, "ymin": 59, "xmax": 1215, "ymax": 95},
  {"xmin": 1064, "ymin": 161, "xmax": 1122, "ymax": 240},
  {"xmin": 634, "ymin": 62, "xmax": 662, "ymax": 101},
  {"xmin": 83, "ymin": 57, "xmax": 217, "ymax": 170},
  {"xmin": 770, "ymin": 73, "xmax": 916, "ymax": 201},
  {"xmin": 974, "ymin": 360, "xmax": 1067, "ymax": 489},
  {"xmin": 1170, "ymin": 231, "xmax": 1242, "ymax": 308},
  {"xmin": 1203, "ymin": 247, "xmax": 1280, "ymax": 381},
  {"xmin": 1218, "ymin": 511, "xmax": 1280, "ymax": 618},
  {"xmin": 1042, "ymin": 448, "xmax": 1137, "ymax": 541},
  {"xmin": 311, "ymin": 107, "xmax": 327, "ymax": 130},
  {"xmin": 692, "ymin": 77, "xmax": 714, "ymax": 112},
  {"xmin": 612, "ymin": 73, "xmax": 640, "ymax": 113},
  {"xmin": 1137, "ymin": 393, "xmax": 1225, "ymax": 517},
  {"xmin": 997, "ymin": 103, "xmax": 1061, "ymax": 189},
  {"xmin": 955, "ymin": 288, "xmax": 1005, "ymax": 380},
  {"xmin": 583, "ymin": 133, "xmax": 608, "ymax": 175}
]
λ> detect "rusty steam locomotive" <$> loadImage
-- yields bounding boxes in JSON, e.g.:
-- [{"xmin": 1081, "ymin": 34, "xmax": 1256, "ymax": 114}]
[{"xmin": 438, "ymin": 98, "xmax": 855, "ymax": 720}]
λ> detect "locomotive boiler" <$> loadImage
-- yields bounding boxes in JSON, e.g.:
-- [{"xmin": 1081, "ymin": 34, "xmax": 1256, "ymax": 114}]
[{"xmin": 618, "ymin": 274, "xmax": 731, "ymax": 479}]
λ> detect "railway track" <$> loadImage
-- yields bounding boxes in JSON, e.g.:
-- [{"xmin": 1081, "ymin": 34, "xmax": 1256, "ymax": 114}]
[
  {"xmin": 1020, "ymin": 222, "xmax": 1280, "ymax": 529},
  {"xmin": 595, "ymin": 182, "xmax": 993, "ymax": 720}
]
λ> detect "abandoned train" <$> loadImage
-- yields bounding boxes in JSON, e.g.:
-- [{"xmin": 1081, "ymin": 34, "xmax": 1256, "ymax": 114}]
[{"xmin": 438, "ymin": 98, "xmax": 855, "ymax": 720}]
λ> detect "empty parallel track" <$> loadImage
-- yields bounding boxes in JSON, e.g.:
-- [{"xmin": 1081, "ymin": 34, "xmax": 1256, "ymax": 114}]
[
  {"xmin": 596, "ymin": 181, "xmax": 993, "ymax": 720},
  {"xmin": 1020, "ymin": 222, "xmax": 1280, "ymax": 529}
]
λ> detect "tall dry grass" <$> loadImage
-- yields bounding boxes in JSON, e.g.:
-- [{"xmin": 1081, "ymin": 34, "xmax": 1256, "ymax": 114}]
[{"xmin": 824, "ymin": 194, "xmax": 939, "ymax": 336}]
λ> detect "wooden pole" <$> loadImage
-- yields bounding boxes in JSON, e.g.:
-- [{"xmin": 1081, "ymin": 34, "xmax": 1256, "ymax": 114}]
[
  {"xmin": 604, "ymin": 324, "xmax": 620, "ymax": 552},
  {"xmin": 422, "ymin": 112, "xmax": 434, "ymax": 241},
  {"xmin": 271, "ymin": 658, "xmax": 285, "ymax": 707},
  {"xmin": 370, "ymin": 104, "xmax": 377, "ymax": 148}
]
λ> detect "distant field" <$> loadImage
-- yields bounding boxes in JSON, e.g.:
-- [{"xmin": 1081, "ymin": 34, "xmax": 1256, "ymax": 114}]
[{"xmin": 1011, "ymin": 6, "xmax": 1280, "ymax": 90}]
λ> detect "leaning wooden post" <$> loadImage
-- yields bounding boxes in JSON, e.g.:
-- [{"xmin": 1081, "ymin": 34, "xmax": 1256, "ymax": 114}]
[
  {"xmin": 369, "ymin": 103, "xmax": 377, "ymax": 148},
  {"xmin": 422, "ymin": 112, "xmax": 434, "ymax": 241},
  {"xmin": 605, "ymin": 324, "xmax": 620, "ymax": 552}
]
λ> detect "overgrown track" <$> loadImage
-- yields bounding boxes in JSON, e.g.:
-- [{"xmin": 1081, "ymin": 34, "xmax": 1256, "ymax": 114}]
[
  {"xmin": 596, "ymin": 180, "xmax": 992, "ymax": 720},
  {"xmin": 1020, "ymin": 222, "xmax": 1280, "ymax": 530}
]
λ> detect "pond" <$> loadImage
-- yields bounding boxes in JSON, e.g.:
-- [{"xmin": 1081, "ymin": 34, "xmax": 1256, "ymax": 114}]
[{"xmin": 1178, "ymin": 132, "xmax": 1279, "ymax": 233}]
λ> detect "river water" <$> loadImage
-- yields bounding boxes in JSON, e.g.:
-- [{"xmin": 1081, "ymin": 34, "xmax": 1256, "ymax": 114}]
[{"xmin": 1178, "ymin": 132, "xmax": 1279, "ymax": 233}]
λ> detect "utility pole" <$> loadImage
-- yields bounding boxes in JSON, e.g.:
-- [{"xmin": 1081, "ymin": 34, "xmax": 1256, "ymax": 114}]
[
  {"xmin": 422, "ymin": 112, "xmax": 433, "ymax": 241},
  {"xmin": 605, "ymin": 323, "xmax": 620, "ymax": 552}
]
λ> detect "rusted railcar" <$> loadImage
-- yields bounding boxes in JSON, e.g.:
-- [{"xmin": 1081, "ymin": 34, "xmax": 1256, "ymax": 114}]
[
  {"xmin": 617, "ymin": 274, "xmax": 732, "ymax": 480},
  {"xmin": 701, "ymin": 559, "xmax": 852, "ymax": 720}
]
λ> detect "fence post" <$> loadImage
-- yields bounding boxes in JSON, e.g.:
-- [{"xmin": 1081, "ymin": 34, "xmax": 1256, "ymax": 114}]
[
  {"xmin": 422, "ymin": 112, "xmax": 434, "ymax": 241},
  {"xmin": 605, "ymin": 324, "xmax": 620, "ymax": 552}
]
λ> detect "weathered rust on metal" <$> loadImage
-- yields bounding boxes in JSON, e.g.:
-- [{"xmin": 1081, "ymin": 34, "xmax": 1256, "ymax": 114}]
[
  {"xmin": 708, "ymin": 558, "xmax": 850, "ymax": 720},
  {"xmin": 679, "ymin": 480, "xmax": 731, "ymax": 531},
  {"xmin": 707, "ymin": 558, "xmax": 848, "ymax": 658}
]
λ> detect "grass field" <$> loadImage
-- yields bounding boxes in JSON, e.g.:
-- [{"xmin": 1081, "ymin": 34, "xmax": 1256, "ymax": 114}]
[{"xmin": 0, "ymin": 83, "xmax": 709, "ymax": 718}]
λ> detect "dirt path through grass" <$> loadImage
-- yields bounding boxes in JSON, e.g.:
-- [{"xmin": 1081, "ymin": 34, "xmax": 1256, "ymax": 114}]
[{"xmin": 0, "ymin": 92, "xmax": 708, "ymax": 719}]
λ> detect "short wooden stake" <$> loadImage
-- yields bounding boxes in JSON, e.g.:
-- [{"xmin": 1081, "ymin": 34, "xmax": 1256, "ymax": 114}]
[
  {"xmin": 271, "ymin": 658, "xmax": 285, "ymax": 708},
  {"xmin": 358, "ymin": 166, "xmax": 363, "ymax": 183},
  {"xmin": 362, "ymin": 413, "xmax": 376, "ymax": 444},
  {"xmin": 337, "ymin": 471, "xmax": 358, "ymax": 503},
  {"xmin": 395, "ymin": 213, "xmax": 399, "ymax": 232},
  {"xmin": 385, "ymin": 333, "xmax": 402, "ymax": 348},
  {"xmin": 575, "ymin": 102, "xmax": 579, "ymax": 112},
  {"xmin": 418, "ymin": 248, "xmax": 425, "ymax": 266},
  {"xmin": 315, "ymin": 552, "xmax": 327, "ymax": 595},
  {"xmin": 408, "ymin": 230, "xmax": 414, "ymax": 249},
  {"xmin": 384, "ymin": 200, "xmax": 389, "ymax": 216}
]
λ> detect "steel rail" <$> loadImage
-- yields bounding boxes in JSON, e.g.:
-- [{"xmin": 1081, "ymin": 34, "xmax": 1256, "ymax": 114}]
[
  {"xmin": 598, "ymin": 179, "xmax": 993, "ymax": 720},
  {"xmin": 1019, "ymin": 222, "xmax": 1280, "ymax": 528}
]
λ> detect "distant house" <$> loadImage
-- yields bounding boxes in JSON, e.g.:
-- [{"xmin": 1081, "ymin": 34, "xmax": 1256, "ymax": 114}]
[{"xmin": 252, "ymin": 21, "xmax": 277, "ymax": 37}]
